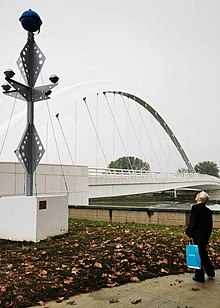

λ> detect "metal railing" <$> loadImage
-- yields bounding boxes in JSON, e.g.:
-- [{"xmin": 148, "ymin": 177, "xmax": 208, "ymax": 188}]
[{"xmin": 88, "ymin": 167, "xmax": 220, "ymax": 183}]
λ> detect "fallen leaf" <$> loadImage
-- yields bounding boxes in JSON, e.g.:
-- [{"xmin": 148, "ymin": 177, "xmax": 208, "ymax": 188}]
[
  {"xmin": 192, "ymin": 287, "xmax": 200, "ymax": 291},
  {"xmin": 160, "ymin": 268, "xmax": 169, "ymax": 274},
  {"xmin": 110, "ymin": 299, "xmax": 119, "ymax": 303},
  {"xmin": 67, "ymin": 300, "xmax": 77, "ymax": 305},
  {"xmin": 121, "ymin": 259, "xmax": 129, "ymax": 263},
  {"xmin": 175, "ymin": 279, "xmax": 184, "ymax": 283},
  {"xmin": 130, "ymin": 298, "xmax": 142, "ymax": 304},
  {"xmin": 107, "ymin": 282, "xmax": 118, "ymax": 287},
  {"xmin": 16, "ymin": 295, "xmax": 24, "ymax": 302},
  {"xmin": 71, "ymin": 267, "xmax": 79, "ymax": 274},
  {"xmin": 0, "ymin": 286, "xmax": 6, "ymax": 293},
  {"xmin": 64, "ymin": 277, "xmax": 74, "ymax": 284},
  {"xmin": 38, "ymin": 269, "xmax": 47, "ymax": 277},
  {"xmin": 115, "ymin": 243, "xmax": 123, "ymax": 249},
  {"xmin": 25, "ymin": 263, "xmax": 35, "ymax": 269},
  {"xmin": 94, "ymin": 262, "xmax": 103, "ymax": 268},
  {"xmin": 56, "ymin": 297, "xmax": 64, "ymax": 303},
  {"xmin": 130, "ymin": 277, "xmax": 141, "ymax": 283}
]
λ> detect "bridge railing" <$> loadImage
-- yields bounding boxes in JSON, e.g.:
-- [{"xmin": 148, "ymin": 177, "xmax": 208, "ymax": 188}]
[
  {"xmin": 88, "ymin": 167, "xmax": 215, "ymax": 181},
  {"xmin": 89, "ymin": 167, "xmax": 149, "ymax": 177}
]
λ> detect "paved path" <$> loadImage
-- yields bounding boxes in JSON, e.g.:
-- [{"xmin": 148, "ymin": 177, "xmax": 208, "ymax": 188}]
[{"xmin": 31, "ymin": 270, "xmax": 220, "ymax": 307}]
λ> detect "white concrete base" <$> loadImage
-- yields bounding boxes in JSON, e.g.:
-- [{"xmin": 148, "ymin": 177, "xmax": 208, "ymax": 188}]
[{"xmin": 0, "ymin": 195, "xmax": 68, "ymax": 242}]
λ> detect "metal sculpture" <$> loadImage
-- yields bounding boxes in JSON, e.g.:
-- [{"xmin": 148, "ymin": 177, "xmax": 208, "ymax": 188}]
[{"xmin": 2, "ymin": 9, "xmax": 59, "ymax": 195}]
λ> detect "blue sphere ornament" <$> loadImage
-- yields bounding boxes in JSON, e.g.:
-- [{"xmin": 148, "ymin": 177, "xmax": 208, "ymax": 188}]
[{"xmin": 19, "ymin": 9, "xmax": 42, "ymax": 32}]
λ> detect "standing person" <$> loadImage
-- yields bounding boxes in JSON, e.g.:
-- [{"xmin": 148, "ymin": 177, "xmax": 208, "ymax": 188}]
[{"xmin": 186, "ymin": 191, "xmax": 215, "ymax": 282}]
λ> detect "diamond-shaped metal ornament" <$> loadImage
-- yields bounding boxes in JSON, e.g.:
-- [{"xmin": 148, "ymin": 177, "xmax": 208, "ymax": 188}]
[
  {"xmin": 15, "ymin": 124, "xmax": 45, "ymax": 173},
  {"xmin": 17, "ymin": 40, "xmax": 45, "ymax": 87}
]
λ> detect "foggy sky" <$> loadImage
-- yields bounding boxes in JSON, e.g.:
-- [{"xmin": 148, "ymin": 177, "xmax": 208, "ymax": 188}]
[{"xmin": 0, "ymin": 0, "xmax": 220, "ymax": 171}]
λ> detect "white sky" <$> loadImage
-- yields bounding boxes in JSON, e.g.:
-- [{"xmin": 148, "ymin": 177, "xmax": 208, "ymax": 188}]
[{"xmin": 0, "ymin": 0, "xmax": 220, "ymax": 171}]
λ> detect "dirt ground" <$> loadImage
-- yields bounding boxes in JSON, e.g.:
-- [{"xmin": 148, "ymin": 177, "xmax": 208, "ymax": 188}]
[{"xmin": 0, "ymin": 220, "xmax": 219, "ymax": 307}]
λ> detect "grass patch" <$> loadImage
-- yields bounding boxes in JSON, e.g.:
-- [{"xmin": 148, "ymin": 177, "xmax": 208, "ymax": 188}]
[{"xmin": 0, "ymin": 219, "xmax": 219, "ymax": 307}]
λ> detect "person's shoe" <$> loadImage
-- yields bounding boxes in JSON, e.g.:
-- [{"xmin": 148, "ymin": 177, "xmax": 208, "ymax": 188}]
[
  {"xmin": 208, "ymin": 276, "xmax": 215, "ymax": 280},
  {"xmin": 192, "ymin": 276, "xmax": 205, "ymax": 283}
]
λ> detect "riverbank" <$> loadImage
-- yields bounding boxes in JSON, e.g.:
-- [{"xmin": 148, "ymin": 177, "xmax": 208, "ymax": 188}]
[{"xmin": 69, "ymin": 204, "xmax": 220, "ymax": 228}]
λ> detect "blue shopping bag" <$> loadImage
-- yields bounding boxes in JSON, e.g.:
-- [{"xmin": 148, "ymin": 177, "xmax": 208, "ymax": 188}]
[{"xmin": 186, "ymin": 244, "xmax": 201, "ymax": 269}]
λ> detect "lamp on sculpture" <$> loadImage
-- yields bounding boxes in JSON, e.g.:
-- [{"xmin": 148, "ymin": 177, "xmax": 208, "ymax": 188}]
[
  {"xmin": 1, "ymin": 83, "xmax": 11, "ymax": 92},
  {"xmin": 1, "ymin": 9, "xmax": 59, "ymax": 196}
]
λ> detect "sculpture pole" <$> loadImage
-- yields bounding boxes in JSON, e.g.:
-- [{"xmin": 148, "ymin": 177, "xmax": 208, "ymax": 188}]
[{"xmin": 2, "ymin": 9, "xmax": 59, "ymax": 195}]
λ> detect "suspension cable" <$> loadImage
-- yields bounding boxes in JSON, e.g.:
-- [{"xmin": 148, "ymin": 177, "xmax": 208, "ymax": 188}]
[
  {"xmin": 113, "ymin": 93, "xmax": 116, "ymax": 161},
  {"xmin": 0, "ymin": 97, "xmax": 17, "ymax": 157},
  {"xmin": 149, "ymin": 114, "xmax": 172, "ymax": 170},
  {"xmin": 83, "ymin": 97, "xmax": 108, "ymax": 166},
  {"xmin": 103, "ymin": 93, "xmax": 133, "ymax": 170},
  {"xmin": 160, "ymin": 122, "xmax": 181, "ymax": 170},
  {"xmin": 0, "ymin": 74, "xmax": 22, "ymax": 158},
  {"xmin": 55, "ymin": 113, "xmax": 74, "ymax": 165},
  {"xmin": 96, "ymin": 93, "xmax": 99, "ymax": 167},
  {"xmin": 74, "ymin": 100, "xmax": 77, "ymax": 164},
  {"xmin": 46, "ymin": 101, "xmax": 69, "ymax": 193},
  {"xmin": 120, "ymin": 94, "xmax": 148, "ymax": 164},
  {"xmin": 45, "ymin": 121, "xmax": 48, "ymax": 163},
  {"xmin": 0, "ymin": 75, "xmax": 28, "ymax": 194},
  {"xmin": 126, "ymin": 96, "xmax": 129, "ymax": 154},
  {"xmin": 34, "ymin": 168, "xmax": 38, "ymax": 196},
  {"xmin": 135, "ymin": 103, "xmax": 162, "ymax": 170},
  {"xmin": 39, "ymin": 74, "xmax": 69, "ymax": 194}
]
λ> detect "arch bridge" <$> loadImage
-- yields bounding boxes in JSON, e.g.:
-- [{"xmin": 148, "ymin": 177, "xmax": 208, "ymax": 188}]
[
  {"xmin": 88, "ymin": 167, "xmax": 220, "ymax": 199},
  {"xmin": 1, "ymin": 91, "xmax": 220, "ymax": 202}
]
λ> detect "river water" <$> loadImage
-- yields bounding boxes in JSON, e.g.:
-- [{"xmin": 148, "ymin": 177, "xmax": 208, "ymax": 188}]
[
  {"xmin": 146, "ymin": 201, "xmax": 220, "ymax": 211},
  {"xmin": 91, "ymin": 200, "xmax": 220, "ymax": 211}
]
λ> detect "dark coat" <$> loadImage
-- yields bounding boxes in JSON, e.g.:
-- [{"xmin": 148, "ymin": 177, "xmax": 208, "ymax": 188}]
[{"xmin": 186, "ymin": 203, "xmax": 213, "ymax": 244}]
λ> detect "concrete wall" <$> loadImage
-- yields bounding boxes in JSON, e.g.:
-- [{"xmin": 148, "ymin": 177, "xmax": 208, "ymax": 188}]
[
  {"xmin": 69, "ymin": 205, "xmax": 220, "ymax": 229},
  {"xmin": 0, "ymin": 162, "xmax": 89, "ymax": 205}
]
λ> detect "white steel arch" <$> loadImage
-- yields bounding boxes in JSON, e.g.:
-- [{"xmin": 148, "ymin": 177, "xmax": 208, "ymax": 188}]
[{"xmin": 104, "ymin": 91, "xmax": 195, "ymax": 173}]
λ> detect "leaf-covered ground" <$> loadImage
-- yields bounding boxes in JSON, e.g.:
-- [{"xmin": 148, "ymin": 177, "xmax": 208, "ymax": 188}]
[{"xmin": 0, "ymin": 219, "xmax": 220, "ymax": 307}]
